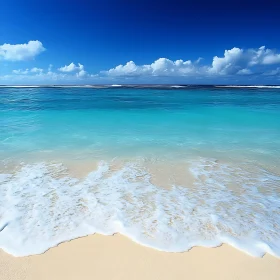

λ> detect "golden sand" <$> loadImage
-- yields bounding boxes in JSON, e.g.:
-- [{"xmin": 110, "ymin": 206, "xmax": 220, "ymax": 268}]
[{"xmin": 1, "ymin": 234, "xmax": 279, "ymax": 280}]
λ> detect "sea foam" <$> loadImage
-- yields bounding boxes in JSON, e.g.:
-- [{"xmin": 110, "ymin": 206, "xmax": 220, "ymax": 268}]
[
  {"xmin": 215, "ymin": 85, "xmax": 280, "ymax": 89},
  {"xmin": 0, "ymin": 159, "xmax": 279, "ymax": 257}
]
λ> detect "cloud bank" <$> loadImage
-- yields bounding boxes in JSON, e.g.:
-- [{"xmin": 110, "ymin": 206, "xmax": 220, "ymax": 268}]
[
  {"xmin": 103, "ymin": 46, "xmax": 280, "ymax": 78},
  {"xmin": 1, "ymin": 44, "xmax": 280, "ymax": 84},
  {"xmin": 3, "ymin": 63, "xmax": 91, "ymax": 84},
  {"xmin": 0, "ymin": 40, "xmax": 45, "ymax": 61},
  {"xmin": 104, "ymin": 58, "xmax": 200, "ymax": 77},
  {"xmin": 12, "ymin": 67, "xmax": 44, "ymax": 75}
]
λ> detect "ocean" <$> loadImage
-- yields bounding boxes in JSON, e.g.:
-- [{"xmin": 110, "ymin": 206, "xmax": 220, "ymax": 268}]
[{"xmin": 0, "ymin": 85, "xmax": 280, "ymax": 257}]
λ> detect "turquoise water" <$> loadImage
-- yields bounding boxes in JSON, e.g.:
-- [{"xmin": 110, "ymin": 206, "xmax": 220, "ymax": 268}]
[
  {"xmin": 0, "ymin": 86, "xmax": 280, "ymax": 257},
  {"xmin": 1, "ymin": 86, "xmax": 280, "ymax": 163}
]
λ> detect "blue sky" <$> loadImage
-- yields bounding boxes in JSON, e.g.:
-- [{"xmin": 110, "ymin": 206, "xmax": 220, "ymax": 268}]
[{"xmin": 1, "ymin": 0, "xmax": 280, "ymax": 85}]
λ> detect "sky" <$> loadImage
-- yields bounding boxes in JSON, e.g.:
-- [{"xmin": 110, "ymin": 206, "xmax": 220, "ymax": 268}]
[{"xmin": 0, "ymin": 0, "xmax": 280, "ymax": 85}]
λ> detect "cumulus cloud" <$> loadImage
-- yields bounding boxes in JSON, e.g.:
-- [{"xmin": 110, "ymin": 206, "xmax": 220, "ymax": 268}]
[
  {"xmin": 2, "ymin": 45, "xmax": 280, "ymax": 84},
  {"xmin": 237, "ymin": 68, "xmax": 252, "ymax": 75},
  {"xmin": 103, "ymin": 46, "xmax": 280, "ymax": 78},
  {"xmin": 12, "ymin": 69, "xmax": 29, "ymax": 74},
  {"xmin": 210, "ymin": 48, "xmax": 245, "ymax": 75},
  {"xmin": 58, "ymin": 62, "xmax": 84, "ymax": 72},
  {"xmin": 209, "ymin": 46, "xmax": 280, "ymax": 75},
  {"xmin": 76, "ymin": 69, "xmax": 87, "ymax": 77},
  {"xmin": 105, "ymin": 58, "xmax": 199, "ymax": 77},
  {"xmin": 30, "ymin": 67, "xmax": 43, "ymax": 73},
  {"xmin": 253, "ymin": 46, "xmax": 280, "ymax": 65},
  {"xmin": 5, "ymin": 62, "xmax": 90, "ymax": 84},
  {"xmin": 0, "ymin": 40, "xmax": 45, "ymax": 61},
  {"xmin": 2, "ymin": 71, "xmax": 68, "ymax": 83},
  {"xmin": 12, "ymin": 67, "xmax": 43, "ymax": 75},
  {"xmin": 58, "ymin": 62, "xmax": 88, "ymax": 78}
]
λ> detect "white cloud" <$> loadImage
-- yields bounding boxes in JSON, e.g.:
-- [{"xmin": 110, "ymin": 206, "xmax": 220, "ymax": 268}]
[
  {"xmin": 209, "ymin": 46, "xmax": 280, "ymax": 75},
  {"xmin": 251, "ymin": 46, "xmax": 280, "ymax": 65},
  {"xmin": 3, "ymin": 63, "xmax": 90, "ymax": 84},
  {"xmin": 103, "ymin": 46, "xmax": 280, "ymax": 78},
  {"xmin": 237, "ymin": 68, "xmax": 252, "ymax": 75},
  {"xmin": 76, "ymin": 69, "xmax": 87, "ymax": 77},
  {"xmin": 12, "ymin": 67, "xmax": 43, "ymax": 75},
  {"xmin": 210, "ymin": 47, "xmax": 245, "ymax": 75},
  {"xmin": 58, "ymin": 62, "xmax": 88, "ymax": 77},
  {"xmin": 262, "ymin": 54, "xmax": 280, "ymax": 65},
  {"xmin": 12, "ymin": 69, "xmax": 29, "ymax": 74},
  {"xmin": 2, "ymin": 71, "xmax": 70, "ymax": 83},
  {"xmin": 2, "ymin": 45, "xmax": 280, "ymax": 84},
  {"xmin": 58, "ymin": 62, "xmax": 84, "ymax": 72},
  {"xmin": 58, "ymin": 62, "xmax": 76, "ymax": 72},
  {"xmin": 105, "ymin": 58, "xmax": 198, "ymax": 77},
  {"xmin": 30, "ymin": 67, "xmax": 43, "ymax": 73},
  {"xmin": 0, "ymin": 40, "xmax": 45, "ymax": 61}
]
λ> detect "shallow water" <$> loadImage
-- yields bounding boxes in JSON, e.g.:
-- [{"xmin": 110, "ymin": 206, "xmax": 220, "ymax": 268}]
[{"xmin": 0, "ymin": 86, "xmax": 280, "ymax": 257}]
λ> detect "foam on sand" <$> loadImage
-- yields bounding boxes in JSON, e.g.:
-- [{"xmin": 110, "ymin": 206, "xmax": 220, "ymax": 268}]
[{"xmin": 0, "ymin": 159, "xmax": 279, "ymax": 257}]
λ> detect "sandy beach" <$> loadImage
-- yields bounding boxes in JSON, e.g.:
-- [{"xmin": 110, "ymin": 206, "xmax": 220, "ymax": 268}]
[
  {"xmin": 2, "ymin": 0, "xmax": 280, "ymax": 278},
  {"xmin": 1, "ymin": 234, "xmax": 279, "ymax": 280}
]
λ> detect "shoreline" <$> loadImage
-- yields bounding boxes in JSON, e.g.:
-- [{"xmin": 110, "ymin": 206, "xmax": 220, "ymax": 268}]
[
  {"xmin": 1, "ymin": 158, "xmax": 280, "ymax": 258},
  {"xmin": 1, "ymin": 234, "xmax": 280, "ymax": 280}
]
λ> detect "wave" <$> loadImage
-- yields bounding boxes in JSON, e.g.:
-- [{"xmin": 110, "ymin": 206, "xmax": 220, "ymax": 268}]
[
  {"xmin": 1, "ymin": 84, "xmax": 279, "ymax": 89},
  {"xmin": 0, "ymin": 159, "xmax": 279, "ymax": 257},
  {"xmin": 170, "ymin": 85, "xmax": 188, "ymax": 88},
  {"xmin": 0, "ymin": 85, "xmax": 41, "ymax": 88},
  {"xmin": 216, "ymin": 85, "xmax": 280, "ymax": 89}
]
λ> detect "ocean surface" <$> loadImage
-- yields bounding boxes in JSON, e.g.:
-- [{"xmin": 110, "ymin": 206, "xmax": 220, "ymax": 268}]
[{"xmin": 0, "ymin": 85, "xmax": 280, "ymax": 257}]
